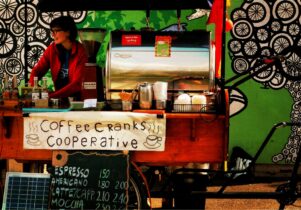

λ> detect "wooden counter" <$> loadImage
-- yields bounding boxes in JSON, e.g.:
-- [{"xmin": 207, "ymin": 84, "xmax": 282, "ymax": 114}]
[
  {"xmin": 0, "ymin": 100, "xmax": 51, "ymax": 161},
  {"xmin": 131, "ymin": 113, "xmax": 228, "ymax": 165},
  {"xmin": 0, "ymin": 91, "xmax": 229, "ymax": 165}
]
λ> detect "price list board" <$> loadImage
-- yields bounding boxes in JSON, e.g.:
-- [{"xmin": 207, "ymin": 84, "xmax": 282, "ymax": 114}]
[{"xmin": 49, "ymin": 151, "xmax": 129, "ymax": 209}]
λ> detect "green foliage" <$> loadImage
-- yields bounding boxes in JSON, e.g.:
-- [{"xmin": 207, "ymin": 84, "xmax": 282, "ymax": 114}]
[{"xmin": 78, "ymin": 9, "xmax": 209, "ymax": 68}]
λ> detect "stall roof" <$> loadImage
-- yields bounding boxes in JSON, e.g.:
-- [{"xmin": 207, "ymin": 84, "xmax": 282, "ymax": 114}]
[{"xmin": 37, "ymin": 0, "xmax": 211, "ymax": 11}]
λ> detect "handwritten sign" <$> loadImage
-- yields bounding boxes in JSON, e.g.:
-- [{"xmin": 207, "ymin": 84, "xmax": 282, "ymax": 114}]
[
  {"xmin": 50, "ymin": 151, "xmax": 128, "ymax": 209},
  {"xmin": 24, "ymin": 111, "xmax": 166, "ymax": 151}
]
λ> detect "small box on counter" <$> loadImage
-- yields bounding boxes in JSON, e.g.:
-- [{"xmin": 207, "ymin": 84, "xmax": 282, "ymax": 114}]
[{"xmin": 34, "ymin": 99, "xmax": 49, "ymax": 108}]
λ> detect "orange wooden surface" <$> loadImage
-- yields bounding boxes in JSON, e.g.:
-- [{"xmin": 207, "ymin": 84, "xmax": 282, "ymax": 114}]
[
  {"xmin": 0, "ymin": 114, "xmax": 227, "ymax": 164},
  {"xmin": 0, "ymin": 91, "xmax": 229, "ymax": 165},
  {"xmin": 0, "ymin": 107, "xmax": 52, "ymax": 161},
  {"xmin": 131, "ymin": 115, "xmax": 228, "ymax": 165}
]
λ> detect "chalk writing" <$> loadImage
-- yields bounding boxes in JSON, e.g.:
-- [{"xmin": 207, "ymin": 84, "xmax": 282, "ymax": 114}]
[{"xmin": 50, "ymin": 151, "xmax": 129, "ymax": 209}]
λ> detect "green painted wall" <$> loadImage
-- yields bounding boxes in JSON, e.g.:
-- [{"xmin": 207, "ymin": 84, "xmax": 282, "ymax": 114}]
[
  {"xmin": 226, "ymin": 0, "xmax": 293, "ymax": 164},
  {"xmin": 76, "ymin": 10, "xmax": 208, "ymax": 67}
]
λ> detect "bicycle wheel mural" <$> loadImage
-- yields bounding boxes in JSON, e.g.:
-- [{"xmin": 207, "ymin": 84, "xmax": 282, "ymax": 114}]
[
  {"xmin": 229, "ymin": 0, "xmax": 301, "ymax": 163},
  {"xmin": 0, "ymin": 0, "xmax": 87, "ymax": 86}
]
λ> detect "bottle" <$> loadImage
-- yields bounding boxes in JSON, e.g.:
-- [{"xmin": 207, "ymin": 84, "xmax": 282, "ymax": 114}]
[
  {"xmin": 32, "ymin": 76, "xmax": 40, "ymax": 103},
  {"xmin": 11, "ymin": 75, "xmax": 19, "ymax": 100},
  {"xmin": 41, "ymin": 77, "xmax": 49, "ymax": 100},
  {"xmin": 2, "ymin": 73, "xmax": 11, "ymax": 100}
]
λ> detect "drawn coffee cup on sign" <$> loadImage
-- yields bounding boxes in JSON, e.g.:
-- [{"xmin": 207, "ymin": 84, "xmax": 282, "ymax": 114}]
[
  {"xmin": 143, "ymin": 134, "xmax": 162, "ymax": 149},
  {"xmin": 26, "ymin": 134, "xmax": 41, "ymax": 146}
]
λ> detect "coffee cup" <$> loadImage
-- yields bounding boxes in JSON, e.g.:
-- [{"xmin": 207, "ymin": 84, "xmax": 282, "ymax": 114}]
[
  {"xmin": 26, "ymin": 134, "xmax": 40, "ymax": 146},
  {"xmin": 156, "ymin": 100, "xmax": 166, "ymax": 109},
  {"xmin": 122, "ymin": 100, "xmax": 132, "ymax": 111},
  {"xmin": 146, "ymin": 135, "xmax": 162, "ymax": 146}
]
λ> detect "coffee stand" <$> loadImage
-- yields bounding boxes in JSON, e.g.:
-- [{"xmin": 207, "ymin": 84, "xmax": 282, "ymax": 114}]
[{"xmin": 1, "ymin": 0, "xmax": 300, "ymax": 210}]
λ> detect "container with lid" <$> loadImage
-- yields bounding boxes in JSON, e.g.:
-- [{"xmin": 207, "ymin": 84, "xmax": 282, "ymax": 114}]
[{"xmin": 139, "ymin": 82, "xmax": 153, "ymax": 109}]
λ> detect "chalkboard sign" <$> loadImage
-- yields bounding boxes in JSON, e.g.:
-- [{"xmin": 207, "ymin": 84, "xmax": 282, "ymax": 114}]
[{"xmin": 49, "ymin": 151, "xmax": 129, "ymax": 209}]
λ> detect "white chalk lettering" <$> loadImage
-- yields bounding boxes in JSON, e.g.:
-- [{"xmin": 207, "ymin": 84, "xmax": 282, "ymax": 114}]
[
  {"xmin": 55, "ymin": 166, "xmax": 90, "ymax": 178},
  {"xmin": 51, "ymin": 198, "xmax": 84, "ymax": 209},
  {"xmin": 52, "ymin": 187, "xmax": 96, "ymax": 201},
  {"xmin": 96, "ymin": 190, "xmax": 110, "ymax": 202},
  {"xmin": 51, "ymin": 177, "xmax": 88, "ymax": 187}
]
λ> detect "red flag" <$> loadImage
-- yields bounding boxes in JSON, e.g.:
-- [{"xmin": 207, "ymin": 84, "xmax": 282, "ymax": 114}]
[{"xmin": 207, "ymin": 0, "xmax": 224, "ymax": 79}]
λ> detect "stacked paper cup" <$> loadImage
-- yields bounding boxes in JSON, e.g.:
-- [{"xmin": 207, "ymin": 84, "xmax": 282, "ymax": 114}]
[
  {"xmin": 192, "ymin": 94, "xmax": 207, "ymax": 112},
  {"xmin": 153, "ymin": 81, "xmax": 168, "ymax": 109}
]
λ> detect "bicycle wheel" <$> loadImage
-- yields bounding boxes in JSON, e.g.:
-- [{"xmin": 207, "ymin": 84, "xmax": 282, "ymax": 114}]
[
  {"xmin": 128, "ymin": 167, "xmax": 149, "ymax": 209},
  {"xmin": 0, "ymin": 28, "xmax": 17, "ymax": 58},
  {"xmin": 4, "ymin": 57, "xmax": 23, "ymax": 75},
  {"xmin": 281, "ymin": 53, "xmax": 301, "ymax": 81},
  {"xmin": 0, "ymin": 0, "xmax": 17, "ymax": 21}
]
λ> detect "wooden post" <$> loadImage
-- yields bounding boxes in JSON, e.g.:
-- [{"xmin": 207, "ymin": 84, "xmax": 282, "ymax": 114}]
[{"xmin": 6, "ymin": 159, "xmax": 23, "ymax": 172}]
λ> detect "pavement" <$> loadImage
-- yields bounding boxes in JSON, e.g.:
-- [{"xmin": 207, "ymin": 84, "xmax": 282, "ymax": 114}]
[
  {"xmin": 205, "ymin": 180, "xmax": 301, "ymax": 210},
  {"xmin": 150, "ymin": 177, "xmax": 301, "ymax": 210}
]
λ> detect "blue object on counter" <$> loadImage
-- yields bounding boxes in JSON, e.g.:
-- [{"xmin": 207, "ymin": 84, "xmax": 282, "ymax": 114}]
[{"xmin": 22, "ymin": 107, "xmax": 72, "ymax": 113}]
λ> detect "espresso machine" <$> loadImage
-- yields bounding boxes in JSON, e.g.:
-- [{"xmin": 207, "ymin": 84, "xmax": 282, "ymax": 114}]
[{"xmin": 105, "ymin": 30, "xmax": 217, "ymax": 112}]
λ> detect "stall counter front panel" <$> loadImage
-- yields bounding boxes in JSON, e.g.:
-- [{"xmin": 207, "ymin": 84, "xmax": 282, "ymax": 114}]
[
  {"xmin": 0, "ymin": 109, "xmax": 52, "ymax": 161},
  {"xmin": 0, "ymin": 110, "xmax": 228, "ymax": 165}
]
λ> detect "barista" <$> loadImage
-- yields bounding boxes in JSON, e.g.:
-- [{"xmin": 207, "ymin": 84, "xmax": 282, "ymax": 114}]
[{"xmin": 29, "ymin": 16, "xmax": 88, "ymax": 100}]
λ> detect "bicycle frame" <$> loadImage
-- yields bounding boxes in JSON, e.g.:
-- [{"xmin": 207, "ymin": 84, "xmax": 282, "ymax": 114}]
[{"xmin": 167, "ymin": 122, "xmax": 301, "ymax": 210}]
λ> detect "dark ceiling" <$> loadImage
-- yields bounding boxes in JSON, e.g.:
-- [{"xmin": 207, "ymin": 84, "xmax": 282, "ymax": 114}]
[{"xmin": 38, "ymin": 0, "xmax": 211, "ymax": 12}]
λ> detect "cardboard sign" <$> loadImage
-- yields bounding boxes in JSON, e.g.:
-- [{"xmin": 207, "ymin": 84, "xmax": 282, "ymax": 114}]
[{"xmin": 24, "ymin": 111, "xmax": 166, "ymax": 151}]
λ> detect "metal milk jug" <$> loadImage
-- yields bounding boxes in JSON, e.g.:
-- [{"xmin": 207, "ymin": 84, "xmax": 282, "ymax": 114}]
[{"xmin": 139, "ymin": 82, "xmax": 153, "ymax": 109}]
